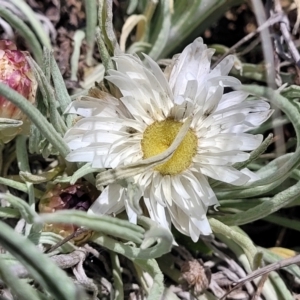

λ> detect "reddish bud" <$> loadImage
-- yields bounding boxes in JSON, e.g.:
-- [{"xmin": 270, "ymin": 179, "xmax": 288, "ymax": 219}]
[{"xmin": 0, "ymin": 40, "xmax": 37, "ymax": 143}]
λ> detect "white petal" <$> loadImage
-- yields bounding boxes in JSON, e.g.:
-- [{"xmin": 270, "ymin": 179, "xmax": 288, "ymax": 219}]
[
  {"xmin": 208, "ymin": 75, "xmax": 241, "ymax": 87},
  {"xmin": 138, "ymin": 171, "xmax": 153, "ymax": 188},
  {"xmin": 142, "ymin": 54, "xmax": 173, "ymax": 113},
  {"xmin": 69, "ymin": 117, "xmax": 123, "ymax": 131},
  {"xmin": 167, "ymin": 203, "xmax": 190, "ymax": 236},
  {"xmin": 190, "ymin": 216, "xmax": 212, "ymax": 240},
  {"xmin": 193, "ymin": 151, "xmax": 250, "ymax": 165},
  {"xmin": 191, "ymin": 171, "xmax": 219, "ymax": 206},
  {"xmin": 65, "ymin": 145, "xmax": 107, "ymax": 163},
  {"xmin": 171, "ymin": 176, "xmax": 191, "ymax": 203},
  {"xmin": 124, "ymin": 199, "xmax": 138, "ymax": 224},
  {"xmin": 88, "ymin": 184, "xmax": 125, "ymax": 215},
  {"xmin": 81, "ymin": 130, "xmax": 127, "ymax": 144},
  {"xmin": 120, "ymin": 96, "xmax": 154, "ymax": 124},
  {"xmin": 179, "ymin": 175, "xmax": 207, "ymax": 213},
  {"xmin": 144, "ymin": 185, "xmax": 171, "ymax": 229},
  {"xmin": 143, "ymin": 54, "xmax": 172, "ymax": 96},
  {"xmin": 106, "ymin": 74, "xmax": 145, "ymax": 101},
  {"xmin": 216, "ymin": 91, "xmax": 249, "ymax": 110},
  {"xmin": 199, "ymin": 133, "xmax": 263, "ymax": 151},
  {"xmin": 203, "ymin": 85, "xmax": 223, "ymax": 116},
  {"xmin": 106, "ymin": 143, "xmax": 141, "ymax": 168},
  {"xmin": 240, "ymin": 168, "xmax": 260, "ymax": 182},
  {"xmin": 210, "ymin": 54, "xmax": 235, "ymax": 76},
  {"xmin": 244, "ymin": 110, "xmax": 274, "ymax": 128},
  {"xmin": 169, "ymin": 37, "xmax": 214, "ymax": 97},
  {"xmin": 64, "ymin": 132, "xmax": 92, "ymax": 150},
  {"xmin": 189, "ymin": 218, "xmax": 201, "ymax": 242},
  {"xmin": 65, "ymin": 97, "xmax": 125, "ymax": 118},
  {"xmin": 151, "ymin": 173, "xmax": 166, "ymax": 207},
  {"xmin": 161, "ymin": 175, "xmax": 172, "ymax": 206},
  {"xmin": 200, "ymin": 165, "xmax": 250, "ymax": 185},
  {"xmin": 107, "ymin": 59, "xmax": 171, "ymax": 121}
]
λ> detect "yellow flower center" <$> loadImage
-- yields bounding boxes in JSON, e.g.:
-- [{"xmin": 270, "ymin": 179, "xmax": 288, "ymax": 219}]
[{"xmin": 141, "ymin": 119, "xmax": 198, "ymax": 175}]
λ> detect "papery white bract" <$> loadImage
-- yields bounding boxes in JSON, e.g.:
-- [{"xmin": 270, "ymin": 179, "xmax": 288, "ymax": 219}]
[{"xmin": 64, "ymin": 38, "xmax": 272, "ymax": 242}]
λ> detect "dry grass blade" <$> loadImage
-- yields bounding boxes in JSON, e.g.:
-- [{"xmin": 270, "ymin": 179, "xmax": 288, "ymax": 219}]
[
  {"xmin": 221, "ymin": 254, "xmax": 300, "ymax": 299},
  {"xmin": 212, "ymin": 12, "xmax": 283, "ymax": 68}
]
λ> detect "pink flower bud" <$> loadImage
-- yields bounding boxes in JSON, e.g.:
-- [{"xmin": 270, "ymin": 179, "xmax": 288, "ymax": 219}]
[{"xmin": 0, "ymin": 40, "xmax": 37, "ymax": 143}]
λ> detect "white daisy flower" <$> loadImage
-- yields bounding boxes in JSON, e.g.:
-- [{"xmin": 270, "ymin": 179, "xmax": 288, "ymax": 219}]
[{"xmin": 64, "ymin": 38, "xmax": 272, "ymax": 242}]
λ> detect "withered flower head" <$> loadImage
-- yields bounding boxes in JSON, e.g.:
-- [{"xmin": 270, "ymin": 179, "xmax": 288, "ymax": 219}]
[
  {"xmin": 39, "ymin": 183, "xmax": 98, "ymax": 245},
  {"xmin": 180, "ymin": 259, "xmax": 211, "ymax": 295}
]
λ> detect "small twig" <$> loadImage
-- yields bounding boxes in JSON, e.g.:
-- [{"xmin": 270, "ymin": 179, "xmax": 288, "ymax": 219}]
[
  {"xmin": 272, "ymin": 0, "xmax": 300, "ymax": 158},
  {"xmin": 274, "ymin": 0, "xmax": 300, "ymax": 66},
  {"xmin": 239, "ymin": 37, "xmax": 261, "ymax": 56},
  {"xmin": 275, "ymin": 227, "xmax": 286, "ymax": 247},
  {"xmin": 251, "ymin": 273, "xmax": 268, "ymax": 300},
  {"xmin": 220, "ymin": 253, "xmax": 300, "ymax": 299},
  {"xmin": 45, "ymin": 228, "xmax": 89, "ymax": 253},
  {"xmin": 251, "ymin": 0, "xmax": 287, "ymax": 159},
  {"xmin": 251, "ymin": 0, "xmax": 276, "ymax": 88},
  {"xmin": 212, "ymin": 12, "xmax": 283, "ymax": 68},
  {"xmin": 293, "ymin": 0, "xmax": 300, "ymax": 34}
]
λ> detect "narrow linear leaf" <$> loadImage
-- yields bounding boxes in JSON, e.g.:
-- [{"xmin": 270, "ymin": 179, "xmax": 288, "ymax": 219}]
[
  {"xmin": 209, "ymin": 218, "xmax": 258, "ymax": 269},
  {"xmin": 147, "ymin": 0, "xmax": 171, "ymax": 60},
  {"xmin": 0, "ymin": 221, "xmax": 81, "ymax": 300},
  {"xmin": 84, "ymin": 0, "xmax": 98, "ymax": 66},
  {"xmin": 16, "ymin": 135, "xmax": 35, "ymax": 208},
  {"xmin": 268, "ymin": 271, "xmax": 294, "ymax": 300},
  {"xmin": 237, "ymin": 85, "xmax": 300, "ymax": 188},
  {"xmin": 0, "ymin": 83, "xmax": 70, "ymax": 157},
  {"xmin": 110, "ymin": 252, "xmax": 124, "ymax": 300},
  {"xmin": 0, "ymin": 6, "xmax": 43, "ymax": 64},
  {"xmin": 35, "ymin": 210, "xmax": 145, "ymax": 244},
  {"xmin": 49, "ymin": 51, "xmax": 71, "ymax": 110},
  {"xmin": 0, "ymin": 256, "xmax": 40, "ymax": 300},
  {"xmin": 10, "ymin": 0, "xmax": 51, "ymax": 49},
  {"xmin": 93, "ymin": 217, "xmax": 173, "ymax": 260},
  {"xmin": 159, "ymin": 0, "xmax": 244, "ymax": 58},
  {"xmin": 216, "ymin": 179, "xmax": 300, "ymax": 226},
  {"xmin": 0, "ymin": 207, "xmax": 20, "ymax": 218},
  {"xmin": 135, "ymin": 259, "xmax": 164, "ymax": 300},
  {"xmin": 0, "ymin": 193, "xmax": 37, "ymax": 224},
  {"xmin": 28, "ymin": 57, "xmax": 68, "ymax": 135}
]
